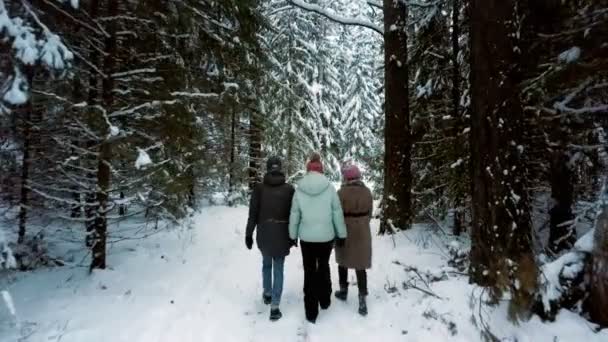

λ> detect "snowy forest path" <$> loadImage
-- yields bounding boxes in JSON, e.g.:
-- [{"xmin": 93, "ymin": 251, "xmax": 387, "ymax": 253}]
[{"xmin": 3, "ymin": 206, "xmax": 608, "ymax": 342}]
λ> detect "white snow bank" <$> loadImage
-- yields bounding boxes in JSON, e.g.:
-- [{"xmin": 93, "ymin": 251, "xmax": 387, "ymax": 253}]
[{"xmin": 539, "ymin": 251, "xmax": 585, "ymax": 312}]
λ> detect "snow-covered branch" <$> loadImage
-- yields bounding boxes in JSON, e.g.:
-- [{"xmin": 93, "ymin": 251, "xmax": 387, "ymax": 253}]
[
  {"xmin": 287, "ymin": 0, "xmax": 383, "ymax": 36},
  {"xmin": 112, "ymin": 68, "xmax": 157, "ymax": 78},
  {"xmin": 170, "ymin": 92, "xmax": 219, "ymax": 99},
  {"xmin": 553, "ymin": 78, "xmax": 608, "ymax": 115},
  {"xmin": 109, "ymin": 100, "xmax": 178, "ymax": 118}
]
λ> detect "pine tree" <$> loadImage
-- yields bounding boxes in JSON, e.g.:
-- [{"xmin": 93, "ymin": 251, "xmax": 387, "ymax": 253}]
[{"xmin": 468, "ymin": 0, "xmax": 537, "ymax": 320}]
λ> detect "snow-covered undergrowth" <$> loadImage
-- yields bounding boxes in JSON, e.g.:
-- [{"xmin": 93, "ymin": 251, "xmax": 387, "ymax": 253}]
[{"xmin": 1, "ymin": 206, "xmax": 606, "ymax": 342}]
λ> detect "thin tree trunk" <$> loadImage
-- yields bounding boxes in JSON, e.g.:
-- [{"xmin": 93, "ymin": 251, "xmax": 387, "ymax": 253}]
[
  {"xmin": 248, "ymin": 110, "xmax": 262, "ymax": 190},
  {"xmin": 91, "ymin": 0, "xmax": 118, "ymax": 271},
  {"xmin": 228, "ymin": 109, "xmax": 236, "ymax": 206},
  {"xmin": 71, "ymin": 50, "xmax": 84, "ymax": 218},
  {"xmin": 379, "ymin": 0, "xmax": 411, "ymax": 234},
  {"xmin": 286, "ymin": 22, "xmax": 295, "ymax": 178},
  {"xmin": 469, "ymin": 0, "xmax": 537, "ymax": 319},
  {"xmin": 91, "ymin": 142, "xmax": 110, "ymax": 270},
  {"xmin": 548, "ymin": 149, "xmax": 576, "ymax": 252},
  {"xmin": 85, "ymin": 0, "xmax": 100, "ymax": 248},
  {"xmin": 18, "ymin": 67, "xmax": 35, "ymax": 244},
  {"xmin": 451, "ymin": 0, "xmax": 463, "ymax": 236}
]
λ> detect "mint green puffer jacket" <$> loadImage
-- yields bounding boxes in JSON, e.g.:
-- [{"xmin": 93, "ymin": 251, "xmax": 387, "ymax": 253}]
[{"xmin": 289, "ymin": 172, "xmax": 347, "ymax": 243}]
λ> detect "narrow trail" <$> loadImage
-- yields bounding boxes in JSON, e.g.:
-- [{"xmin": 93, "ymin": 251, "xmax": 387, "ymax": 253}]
[{"xmin": 3, "ymin": 206, "xmax": 606, "ymax": 342}]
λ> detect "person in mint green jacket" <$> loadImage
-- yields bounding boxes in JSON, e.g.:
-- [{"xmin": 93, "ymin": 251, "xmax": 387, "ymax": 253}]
[{"xmin": 289, "ymin": 152, "xmax": 347, "ymax": 323}]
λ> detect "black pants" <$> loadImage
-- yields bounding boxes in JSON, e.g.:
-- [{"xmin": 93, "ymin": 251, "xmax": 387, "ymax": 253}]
[
  {"xmin": 338, "ymin": 266, "xmax": 368, "ymax": 296},
  {"xmin": 300, "ymin": 241, "xmax": 333, "ymax": 321}
]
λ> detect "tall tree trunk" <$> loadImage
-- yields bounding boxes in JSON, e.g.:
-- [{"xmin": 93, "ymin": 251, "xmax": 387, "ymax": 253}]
[
  {"xmin": 549, "ymin": 150, "xmax": 575, "ymax": 253},
  {"xmin": 286, "ymin": 22, "xmax": 295, "ymax": 178},
  {"xmin": 85, "ymin": 0, "xmax": 100, "ymax": 248},
  {"xmin": 17, "ymin": 67, "xmax": 35, "ymax": 244},
  {"xmin": 379, "ymin": 0, "xmax": 411, "ymax": 234},
  {"xmin": 228, "ymin": 109, "xmax": 236, "ymax": 206},
  {"xmin": 451, "ymin": 0, "xmax": 463, "ymax": 236},
  {"xmin": 91, "ymin": 0, "xmax": 118, "ymax": 271},
  {"xmin": 469, "ymin": 0, "xmax": 537, "ymax": 319},
  {"xmin": 71, "ymin": 42, "xmax": 84, "ymax": 218},
  {"xmin": 248, "ymin": 110, "xmax": 262, "ymax": 190}
]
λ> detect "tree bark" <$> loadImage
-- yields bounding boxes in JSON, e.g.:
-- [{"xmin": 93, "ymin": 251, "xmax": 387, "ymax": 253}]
[
  {"xmin": 379, "ymin": 0, "xmax": 411, "ymax": 234},
  {"xmin": 469, "ymin": 0, "xmax": 537, "ymax": 318},
  {"xmin": 91, "ymin": 0, "xmax": 118, "ymax": 271},
  {"xmin": 228, "ymin": 109, "xmax": 236, "ymax": 206},
  {"xmin": 451, "ymin": 0, "xmax": 463, "ymax": 237},
  {"xmin": 248, "ymin": 110, "xmax": 262, "ymax": 190},
  {"xmin": 17, "ymin": 67, "xmax": 35, "ymax": 244},
  {"xmin": 71, "ymin": 43, "xmax": 84, "ymax": 218},
  {"xmin": 548, "ymin": 150, "xmax": 576, "ymax": 253},
  {"xmin": 85, "ymin": 0, "xmax": 100, "ymax": 248}
]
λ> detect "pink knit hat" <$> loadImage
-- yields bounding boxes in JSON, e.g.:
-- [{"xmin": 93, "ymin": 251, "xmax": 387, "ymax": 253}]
[
  {"xmin": 306, "ymin": 152, "xmax": 324, "ymax": 173},
  {"xmin": 341, "ymin": 163, "xmax": 361, "ymax": 181}
]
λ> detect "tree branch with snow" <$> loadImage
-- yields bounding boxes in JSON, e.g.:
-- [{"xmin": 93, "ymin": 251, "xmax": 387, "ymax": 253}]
[
  {"xmin": 287, "ymin": 0, "xmax": 384, "ymax": 36},
  {"xmin": 0, "ymin": 0, "xmax": 76, "ymax": 108}
]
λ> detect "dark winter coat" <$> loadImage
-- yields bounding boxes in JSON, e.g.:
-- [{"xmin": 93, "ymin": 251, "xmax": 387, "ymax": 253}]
[
  {"xmin": 335, "ymin": 180, "xmax": 373, "ymax": 270},
  {"xmin": 246, "ymin": 171, "xmax": 295, "ymax": 257}
]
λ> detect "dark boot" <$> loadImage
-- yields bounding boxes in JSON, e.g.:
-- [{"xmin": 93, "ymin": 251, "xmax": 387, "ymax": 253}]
[
  {"xmin": 335, "ymin": 287, "xmax": 348, "ymax": 301},
  {"xmin": 320, "ymin": 298, "xmax": 331, "ymax": 310},
  {"xmin": 263, "ymin": 294, "xmax": 272, "ymax": 305},
  {"xmin": 270, "ymin": 308, "xmax": 282, "ymax": 321},
  {"xmin": 358, "ymin": 295, "xmax": 368, "ymax": 316}
]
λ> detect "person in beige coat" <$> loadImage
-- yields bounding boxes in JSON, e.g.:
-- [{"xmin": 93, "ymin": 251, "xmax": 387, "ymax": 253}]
[{"xmin": 334, "ymin": 162, "xmax": 373, "ymax": 316}]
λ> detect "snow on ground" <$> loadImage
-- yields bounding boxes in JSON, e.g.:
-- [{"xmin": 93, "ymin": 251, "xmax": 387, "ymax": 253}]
[{"xmin": 1, "ymin": 206, "xmax": 607, "ymax": 342}]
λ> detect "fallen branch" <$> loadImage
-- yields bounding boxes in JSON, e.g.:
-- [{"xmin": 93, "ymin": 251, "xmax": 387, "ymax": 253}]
[{"xmin": 403, "ymin": 280, "xmax": 444, "ymax": 299}]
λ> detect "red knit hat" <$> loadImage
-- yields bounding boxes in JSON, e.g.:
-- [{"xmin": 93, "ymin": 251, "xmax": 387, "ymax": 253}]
[{"xmin": 306, "ymin": 152, "xmax": 324, "ymax": 173}]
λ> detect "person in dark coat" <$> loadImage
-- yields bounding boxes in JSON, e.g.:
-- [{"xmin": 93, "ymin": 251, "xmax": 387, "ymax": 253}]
[
  {"xmin": 245, "ymin": 156, "xmax": 295, "ymax": 322},
  {"xmin": 334, "ymin": 162, "xmax": 373, "ymax": 316}
]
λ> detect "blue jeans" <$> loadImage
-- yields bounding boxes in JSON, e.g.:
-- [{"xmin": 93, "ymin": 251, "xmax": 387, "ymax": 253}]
[{"xmin": 262, "ymin": 255, "xmax": 285, "ymax": 307}]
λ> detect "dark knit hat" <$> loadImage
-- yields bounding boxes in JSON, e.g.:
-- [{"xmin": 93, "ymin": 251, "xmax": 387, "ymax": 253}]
[{"xmin": 266, "ymin": 156, "xmax": 282, "ymax": 172}]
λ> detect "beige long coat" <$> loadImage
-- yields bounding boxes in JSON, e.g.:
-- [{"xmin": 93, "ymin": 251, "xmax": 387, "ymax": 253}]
[{"xmin": 335, "ymin": 180, "xmax": 373, "ymax": 270}]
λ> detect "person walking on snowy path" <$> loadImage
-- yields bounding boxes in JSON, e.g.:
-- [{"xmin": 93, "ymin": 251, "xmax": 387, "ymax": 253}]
[
  {"xmin": 334, "ymin": 162, "xmax": 373, "ymax": 316},
  {"xmin": 289, "ymin": 152, "xmax": 348, "ymax": 324},
  {"xmin": 245, "ymin": 156, "xmax": 296, "ymax": 322}
]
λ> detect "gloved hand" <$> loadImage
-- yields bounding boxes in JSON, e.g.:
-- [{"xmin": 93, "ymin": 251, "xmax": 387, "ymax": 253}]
[
  {"xmin": 336, "ymin": 238, "xmax": 346, "ymax": 247},
  {"xmin": 290, "ymin": 239, "xmax": 298, "ymax": 248},
  {"xmin": 245, "ymin": 236, "xmax": 253, "ymax": 250}
]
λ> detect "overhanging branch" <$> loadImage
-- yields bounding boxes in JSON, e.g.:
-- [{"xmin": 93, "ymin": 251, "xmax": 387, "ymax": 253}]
[
  {"xmin": 367, "ymin": 0, "xmax": 382, "ymax": 9},
  {"xmin": 287, "ymin": 0, "xmax": 384, "ymax": 36}
]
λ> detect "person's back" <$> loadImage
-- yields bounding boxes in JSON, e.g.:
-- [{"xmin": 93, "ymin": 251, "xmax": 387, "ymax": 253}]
[
  {"xmin": 245, "ymin": 157, "xmax": 295, "ymax": 322},
  {"xmin": 290, "ymin": 172, "xmax": 344, "ymax": 242},
  {"xmin": 252, "ymin": 171, "xmax": 294, "ymax": 256},
  {"xmin": 288, "ymin": 152, "xmax": 346, "ymax": 323},
  {"xmin": 334, "ymin": 163, "xmax": 373, "ymax": 316}
]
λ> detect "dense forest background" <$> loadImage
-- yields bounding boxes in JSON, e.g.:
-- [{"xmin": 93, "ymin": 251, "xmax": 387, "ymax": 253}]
[{"xmin": 1, "ymin": 0, "xmax": 608, "ymax": 331}]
